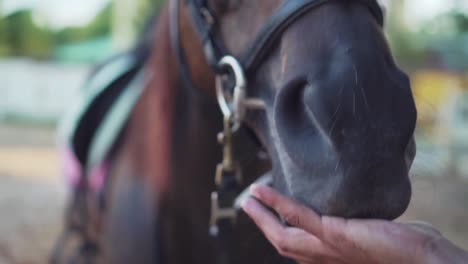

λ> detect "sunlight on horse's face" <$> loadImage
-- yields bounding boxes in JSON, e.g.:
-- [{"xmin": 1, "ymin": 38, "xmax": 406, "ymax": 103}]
[{"xmin": 210, "ymin": 0, "xmax": 417, "ymax": 219}]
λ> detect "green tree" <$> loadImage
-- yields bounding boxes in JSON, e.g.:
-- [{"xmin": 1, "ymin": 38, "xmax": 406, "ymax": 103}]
[
  {"xmin": 0, "ymin": 18, "xmax": 9, "ymax": 56},
  {"xmin": 386, "ymin": 0, "xmax": 426, "ymax": 71},
  {"xmin": 422, "ymin": 10, "xmax": 468, "ymax": 71},
  {"xmin": 3, "ymin": 10, "xmax": 54, "ymax": 59}
]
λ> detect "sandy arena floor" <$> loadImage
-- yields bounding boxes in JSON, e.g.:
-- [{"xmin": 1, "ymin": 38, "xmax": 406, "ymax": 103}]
[
  {"xmin": 0, "ymin": 124, "xmax": 66, "ymax": 264},
  {"xmin": 0, "ymin": 124, "xmax": 467, "ymax": 264}
]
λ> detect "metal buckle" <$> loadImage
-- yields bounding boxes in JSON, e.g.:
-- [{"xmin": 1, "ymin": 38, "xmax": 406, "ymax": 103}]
[
  {"xmin": 215, "ymin": 163, "xmax": 241, "ymax": 187},
  {"xmin": 210, "ymin": 56, "xmax": 267, "ymax": 237},
  {"xmin": 215, "ymin": 116, "xmax": 242, "ymax": 184},
  {"xmin": 215, "ymin": 56, "xmax": 266, "ymax": 128},
  {"xmin": 209, "ymin": 115, "xmax": 241, "ymax": 236},
  {"xmin": 209, "ymin": 192, "xmax": 237, "ymax": 236},
  {"xmin": 216, "ymin": 56, "xmax": 246, "ymax": 126}
]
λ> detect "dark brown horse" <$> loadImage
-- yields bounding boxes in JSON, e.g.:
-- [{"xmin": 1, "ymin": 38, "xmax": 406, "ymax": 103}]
[{"xmin": 80, "ymin": 0, "xmax": 417, "ymax": 263}]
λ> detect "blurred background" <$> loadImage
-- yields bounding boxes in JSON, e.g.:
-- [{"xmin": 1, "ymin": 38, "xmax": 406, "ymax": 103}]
[{"xmin": 0, "ymin": 0, "xmax": 467, "ymax": 263}]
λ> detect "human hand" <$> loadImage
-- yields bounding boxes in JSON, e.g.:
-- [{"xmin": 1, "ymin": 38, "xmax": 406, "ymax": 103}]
[{"xmin": 241, "ymin": 185, "xmax": 468, "ymax": 264}]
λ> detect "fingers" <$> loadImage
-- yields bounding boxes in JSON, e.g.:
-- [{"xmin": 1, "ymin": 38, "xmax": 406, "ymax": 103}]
[
  {"xmin": 241, "ymin": 197, "xmax": 284, "ymax": 244},
  {"xmin": 249, "ymin": 184, "xmax": 323, "ymax": 238},
  {"xmin": 242, "ymin": 197, "xmax": 332, "ymax": 261}
]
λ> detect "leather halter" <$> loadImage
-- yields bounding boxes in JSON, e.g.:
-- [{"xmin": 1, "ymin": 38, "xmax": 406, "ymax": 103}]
[
  {"xmin": 174, "ymin": 0, "xmax": 383, "ymax": 80},
  {"xmin": 171, "ymin": 0, "xmax": 384, "ymax": 129}
]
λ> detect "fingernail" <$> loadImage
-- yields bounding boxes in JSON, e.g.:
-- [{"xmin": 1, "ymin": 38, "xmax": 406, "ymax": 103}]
[
  {"xmin": 249, "ymin": 184, "xmax": 261, "ymax": 197},
  {"xmin": 241, "ymin": 198, "xmax": 253, "ymax": 213}
]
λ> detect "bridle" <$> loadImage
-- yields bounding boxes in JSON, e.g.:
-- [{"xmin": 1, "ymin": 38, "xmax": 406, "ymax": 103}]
[
  {"xmin": 171, "ymin": 0, "xmax": 384, "ymax": 148},
  {"xmin": 170, "ymin": 0, "xmax": 384, "ymax": 263}
]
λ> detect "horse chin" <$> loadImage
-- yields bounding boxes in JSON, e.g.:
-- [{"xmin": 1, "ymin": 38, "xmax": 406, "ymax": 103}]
[{"xmin": 271, "ymin": 165, "xmax": 412, "ymax": 220}]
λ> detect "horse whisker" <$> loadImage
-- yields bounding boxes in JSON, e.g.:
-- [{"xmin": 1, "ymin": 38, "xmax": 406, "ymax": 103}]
[{"xmin": 352, "ymin": 64, "xmax": 370, "ymax": 110}]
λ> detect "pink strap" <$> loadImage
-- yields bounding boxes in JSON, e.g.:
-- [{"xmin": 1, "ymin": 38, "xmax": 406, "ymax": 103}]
[{"xmin": 60, "ymin": 146, "xmax": 109, "ymax": 193}]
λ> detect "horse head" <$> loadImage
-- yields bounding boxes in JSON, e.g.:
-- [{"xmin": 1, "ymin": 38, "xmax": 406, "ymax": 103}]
[{"xmin": 177, "ymin": 0, "xmax": 417, "ymax": 220}]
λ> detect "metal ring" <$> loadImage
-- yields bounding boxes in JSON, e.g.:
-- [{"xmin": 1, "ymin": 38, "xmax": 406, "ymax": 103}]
[{"xmin": 215, "ymin": 56, "xmax": 247, "ymax": 121}]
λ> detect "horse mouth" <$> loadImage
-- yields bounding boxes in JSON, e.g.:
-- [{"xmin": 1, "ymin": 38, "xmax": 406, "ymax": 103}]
[{"xmin": 268, "ymin": 158, "xmax": 413, "ymax": 220}]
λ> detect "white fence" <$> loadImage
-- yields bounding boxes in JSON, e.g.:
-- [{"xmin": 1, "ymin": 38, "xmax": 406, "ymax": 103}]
[{"xmin": 0, "ymin": 59, "xmax": 92, "ymax": 123}]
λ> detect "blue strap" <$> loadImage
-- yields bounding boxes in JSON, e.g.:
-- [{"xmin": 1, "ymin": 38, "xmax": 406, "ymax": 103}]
[{"xmin": 86, "ymin": 69, "xmax": 146, "ymax": 172}]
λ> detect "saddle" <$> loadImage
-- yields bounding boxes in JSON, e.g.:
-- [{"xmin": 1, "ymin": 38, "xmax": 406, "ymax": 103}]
[
  {"xmin": 59, "ymin": 46, "xmax": 148, "ymax": 191},
  {"xmin": 52, "ymin": 45, "xmax": 149, "ymax": 264}
]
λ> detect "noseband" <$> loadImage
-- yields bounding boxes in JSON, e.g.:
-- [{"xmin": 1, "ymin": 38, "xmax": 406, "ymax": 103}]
[
  {"xmin": 175, "ymin": 0, "xmax": 383, "ymax": 76},
  {"xmin": 170, "ymin": 0, "xmax": 383, "ymax": 262}
]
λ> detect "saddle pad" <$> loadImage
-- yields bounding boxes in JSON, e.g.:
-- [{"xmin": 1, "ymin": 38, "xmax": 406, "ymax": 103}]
[{"xmin": 59, "ymin": 53, "xmax": 146, "ymax": 190}]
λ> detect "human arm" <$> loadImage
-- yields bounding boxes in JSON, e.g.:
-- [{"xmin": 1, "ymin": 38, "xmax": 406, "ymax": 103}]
[{"xmin": 241, "ymin": 185, "xmax": 468, "ymax": 264}]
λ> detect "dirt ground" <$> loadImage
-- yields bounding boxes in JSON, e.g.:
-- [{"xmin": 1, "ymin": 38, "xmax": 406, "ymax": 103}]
[
  {"xmin": 0, "ymin": 123, "xmax": 467, "ymax": 264},
  {"xmin": 0, "ymin": 124, "xmax": 65, "ymax": 264}
]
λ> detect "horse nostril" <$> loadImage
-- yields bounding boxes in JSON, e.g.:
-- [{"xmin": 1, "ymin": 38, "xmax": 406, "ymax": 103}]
[
  {"xmin": 273, "ymin": 78, "xmax": 338, "ymax": 170},
  {"xmin": 274, "ymin": 78, "xmax": 311, "ymax": 128}
]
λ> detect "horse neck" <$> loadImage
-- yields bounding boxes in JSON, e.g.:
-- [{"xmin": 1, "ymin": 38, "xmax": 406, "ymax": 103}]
[
  {"xmin": 123, "ymin": 5, "xmax": 221, "ymax": 198},
  {"xmin": 108, "ymin": 5, "xmax": 224, "ymax": 261},
  {"xmin": 113, "ymin": 7, "xmax": 274, "ymax": 263},
  {"xmin": 137, "ymin": 8, "xmax": 222, "ymax": 262}
]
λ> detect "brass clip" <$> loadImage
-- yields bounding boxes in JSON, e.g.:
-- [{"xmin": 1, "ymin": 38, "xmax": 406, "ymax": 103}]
[
  {"xmin": 215, "ymin": 116, "xmax": 242, "ymax": 186},
  {"xmin": 209, "ymin": 192, "xmax": 237, "ymax": 236},
  {"xmin": 210, "ymin": 114, "xmax": 242, "ymax": 236}
]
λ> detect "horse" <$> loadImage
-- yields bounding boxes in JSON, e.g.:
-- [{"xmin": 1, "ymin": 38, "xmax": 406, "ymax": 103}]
[{"xmin": 53, "ymin": 0, "xmax": 417, "ymax": 263}]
